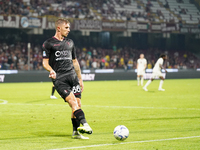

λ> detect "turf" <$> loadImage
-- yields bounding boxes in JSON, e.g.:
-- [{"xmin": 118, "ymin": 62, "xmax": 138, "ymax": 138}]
[{"xmin": 0, "ymin": 79, "xmax": 200, "ymax": 150}]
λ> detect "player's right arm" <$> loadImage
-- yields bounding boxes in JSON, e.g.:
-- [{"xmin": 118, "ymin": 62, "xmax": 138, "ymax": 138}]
[
  {"xmin": 42, "ymin": 41, "xmax": 56, "ymax": 79},
  {"xmin": 42, "ymin": 59, "xmax": 56, "ymax": 79}
]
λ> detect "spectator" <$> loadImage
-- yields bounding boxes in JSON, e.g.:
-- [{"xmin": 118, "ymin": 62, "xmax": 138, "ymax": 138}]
[
  {"xmin": 164, "ymin": 1, "xmax": 169, "ymax": 8},
  {"xmin": 92, "ymin": 58, "xmax": 98, "ymax": 69},
  {"xmin": 80, "ymin": 58, "xmax": 87, "ymax": 69},
  {"xmin": 0, "ymin": 42, "xmax": 199, "ymax": 70},
  {"xmin": 127, "ymin": 58, "xmax": 134, "ymax": 70}
]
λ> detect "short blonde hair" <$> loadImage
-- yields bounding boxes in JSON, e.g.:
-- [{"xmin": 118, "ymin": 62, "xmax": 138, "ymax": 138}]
[{"xmin": 55, "ymin": 18, "xmax": 70, "ymax": 30}]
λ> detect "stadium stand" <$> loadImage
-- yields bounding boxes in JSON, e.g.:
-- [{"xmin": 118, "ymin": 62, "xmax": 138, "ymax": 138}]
[
  {"xmin": 159, "ymin": 0, "xmax": 200, "ymax": 24},
  {"xmin": 0, "ymin": 0, "xmax": 199, "ymax": 23}
]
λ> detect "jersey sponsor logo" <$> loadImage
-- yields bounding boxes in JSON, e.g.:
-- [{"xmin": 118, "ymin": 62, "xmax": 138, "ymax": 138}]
[
  {"xmin": 43, "ymin": 51, "xmax": 46, "ymax": 57},
  {"xmin": 55, "ymin": 50, "xmax": 72, "ymax": 61},
  {"xmin": 56, "ymin": 57, "xmax": 71, "ymax": 61},
  {"xmin": 55, "ymin": 50, "xmax": 70, "ymax": 57}
]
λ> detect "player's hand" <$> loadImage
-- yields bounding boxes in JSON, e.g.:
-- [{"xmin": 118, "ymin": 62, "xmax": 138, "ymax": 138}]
[
  {"xmin": 49, "ymin": 70, "xmax": 56, "ymax": 79},
  {"xmin": 79, "ymin": 79, "xmax": 84, "ymax": 92},
  {"xmin": 165, "ymin": 70, "xmax": 168, "ymax": 73}
]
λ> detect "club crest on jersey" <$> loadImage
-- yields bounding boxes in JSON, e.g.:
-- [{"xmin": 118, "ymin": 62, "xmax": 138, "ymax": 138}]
[{"xmin": 67, "ymin": 42, "xmax": 72, "ymax": 48}]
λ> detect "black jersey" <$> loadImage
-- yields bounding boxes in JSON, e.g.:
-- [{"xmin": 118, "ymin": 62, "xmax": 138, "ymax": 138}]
[{"xmin": 42, "ymin": 37, "xmax": 77, "ymax": 75}]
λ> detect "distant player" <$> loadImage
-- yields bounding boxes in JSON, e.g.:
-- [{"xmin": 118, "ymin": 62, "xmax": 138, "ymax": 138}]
[
  {"xmin": 42, "ymin": 18, "xmax": 92, "ymax": 139},
  {"xmin": 50, "ymin": 85, "xmax": 57, "ymax": 99},
  {"xmin": 143, "ymin": 54, "xmax": 167, "ymax": 91},
  {"xmin": 137, "ymin": 54, "xmax": 147, "ymax": 86}
]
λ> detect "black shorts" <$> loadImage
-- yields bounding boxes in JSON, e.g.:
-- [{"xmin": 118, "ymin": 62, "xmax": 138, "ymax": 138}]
[{"xmin": 52, "ymin": 73, "xmax": 81, "ymax": 101}]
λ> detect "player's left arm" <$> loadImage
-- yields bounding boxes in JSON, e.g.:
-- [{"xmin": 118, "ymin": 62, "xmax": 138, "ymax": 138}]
[
  {"xmin": 73, "ymin": 59, "xmax": 84, "ymax": 92},
  {"xmin": 136, "ymin": 59, "xmax": 140, "ymax": 70}
]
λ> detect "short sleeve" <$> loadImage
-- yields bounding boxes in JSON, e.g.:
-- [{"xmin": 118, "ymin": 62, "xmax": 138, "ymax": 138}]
[
  {"xmin": 42, "ymin": 41, "xmax": 51, "ymax": 59},
  {"xmin": 72, "ymin": 45, "xmax": 77, "ymax": 60}
]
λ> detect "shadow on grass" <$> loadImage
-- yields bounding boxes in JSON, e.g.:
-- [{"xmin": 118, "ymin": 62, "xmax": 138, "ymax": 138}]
[
  {"xmin": 146, "ymin": 91, "xmax": 155, "ymax": 93},
  {"xmin": 32, "ymin": 131, "xmax": 71, "ymax": 138},
  {"xmin": 0, "ymin": 132, "xmax": 71, "ymax": 140}
]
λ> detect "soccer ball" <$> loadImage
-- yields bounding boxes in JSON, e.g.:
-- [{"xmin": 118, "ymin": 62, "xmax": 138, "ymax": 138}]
[{"xmin": 113, "ymin": 125, "xmax": 129, "ymax": 141}]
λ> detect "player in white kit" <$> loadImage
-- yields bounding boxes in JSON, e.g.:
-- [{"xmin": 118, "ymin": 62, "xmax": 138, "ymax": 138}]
[
  {"xmin": 143, "ymin": 54, "xmax": 167, "ymax": 91},
  {"xmin": 137, "ymin": 54, "xmax": 147, "ymax": 86}
]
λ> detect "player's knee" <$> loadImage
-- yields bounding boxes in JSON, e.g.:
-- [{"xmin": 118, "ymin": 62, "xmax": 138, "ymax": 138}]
[
  {"xmin": 160, "ymin": 77, "xmax": 164, "ymax": 80},
  {"xmin": 68, "ymin": 98, "xmax": 80, "ymax": 109},
  {"xmin": 78, "ymin": 103, "xmax": 81, "ymax": 108},
  {"xmin": 67, "ymin": 96, "xmax": 76, "ymax": 104},
  {"xmin": 75, "ymin": 98, "xmax": 81, "ymax": 107},
  {"xmin": 65, "ymin": 93, "xmax": 76, "ymax": 103}
]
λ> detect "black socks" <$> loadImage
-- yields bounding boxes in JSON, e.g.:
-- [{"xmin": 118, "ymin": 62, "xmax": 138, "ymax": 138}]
[
  {"xmin": 73, "ymin": 109, "xmax": 87, "ymax": 125},
  {"xmin": 71, "ymin": 118, "xmax": 80, "ymax": 131},
  {"xmin": 51, "ymin": 86, "xmax": 56, "ymax": 95}
]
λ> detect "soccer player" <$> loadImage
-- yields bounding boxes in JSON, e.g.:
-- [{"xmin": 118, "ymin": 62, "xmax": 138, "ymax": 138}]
[
  {"xmin": 42, "ymin": 18, "xmax": 92, "ymax": 139},
  {"xmin": 143, "ymin": 54, "xmax": 167, "ymax": 91},
  {"xmin": 50, "ymin": 85, "xmax": 57, "ymax": 99},
  {"xmin": 137, "ymin": 54, "xmax": 147, "ymax": 86}
]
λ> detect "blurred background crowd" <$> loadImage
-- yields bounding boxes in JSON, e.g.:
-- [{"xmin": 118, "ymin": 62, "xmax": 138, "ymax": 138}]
[{"xmin": 0, "ymin": 42, "xmax": 199, "ymax": 70}]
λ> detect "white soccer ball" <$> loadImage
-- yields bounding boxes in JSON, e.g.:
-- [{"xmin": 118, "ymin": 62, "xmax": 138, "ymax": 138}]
[{"xmin": 113, "ymin": 125, "xmax": 129, "ymax": 141}]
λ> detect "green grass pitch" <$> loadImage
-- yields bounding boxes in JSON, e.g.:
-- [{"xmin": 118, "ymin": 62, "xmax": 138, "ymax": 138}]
[{"xmin": 0, "ymin": 79, "xmax": 200, "ymax": 150}]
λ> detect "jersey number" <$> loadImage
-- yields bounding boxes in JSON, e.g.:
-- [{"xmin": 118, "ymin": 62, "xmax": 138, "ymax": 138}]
[{"xmin": 73, "ymin": 85, "xmax": 81, "ymax": 93}]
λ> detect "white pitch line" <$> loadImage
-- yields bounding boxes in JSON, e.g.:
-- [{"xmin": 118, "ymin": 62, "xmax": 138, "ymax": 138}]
[
  {"xmin": 84, "ymin": 105, "xmax": 200, "ymax": 111},
  {"xmin": 48, "ymin": 135, "xmax": 200, "ymax": 150},
  {"xmin": 0, "ymin": 99, "xmax": 8, "ymax": 104},
  {"xmin": 6, "ymin": 103, "xmax": 65, "ymax": 106},
  {"xmin": 1, "ymin": 103, "xmax": 200, "ymax": 111}
]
